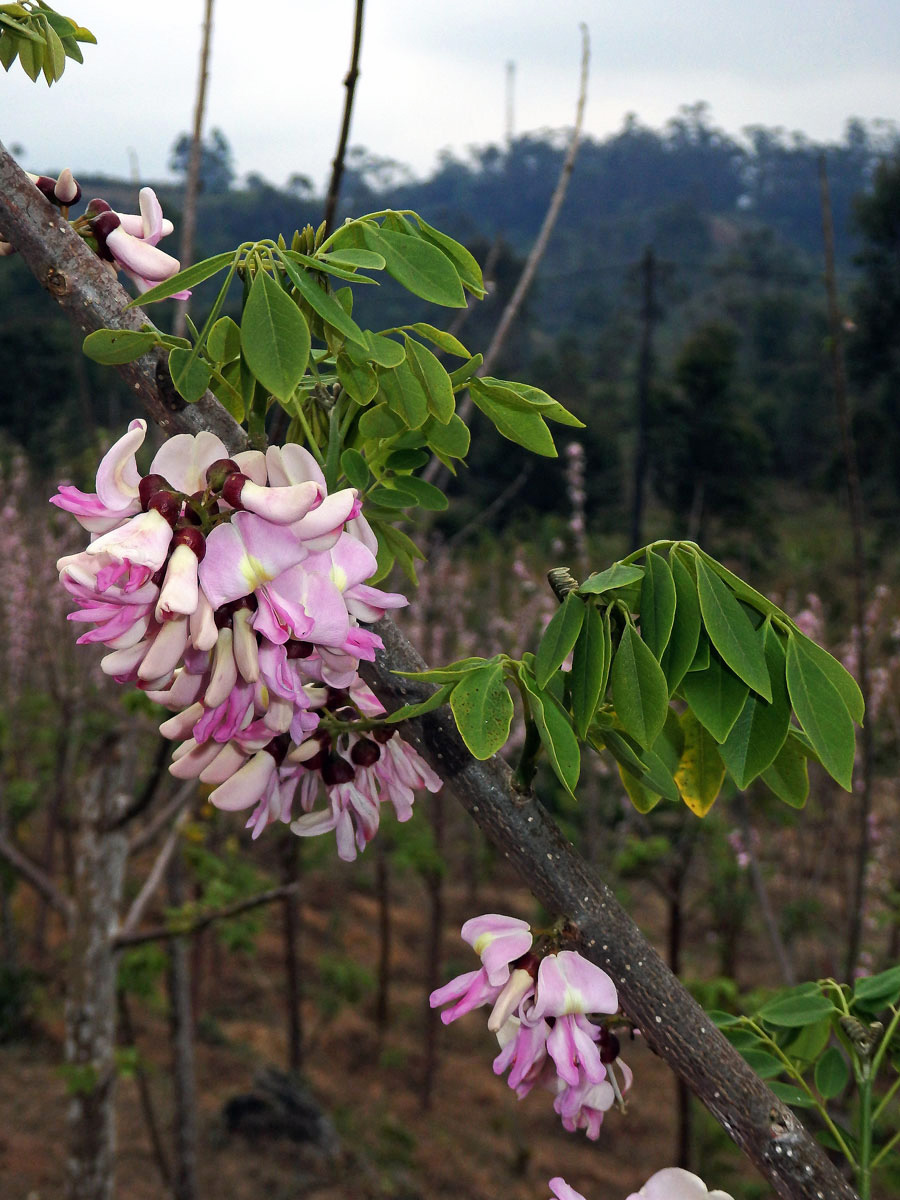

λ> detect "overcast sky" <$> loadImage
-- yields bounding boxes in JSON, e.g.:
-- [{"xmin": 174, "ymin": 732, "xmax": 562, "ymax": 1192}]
[{"xmin": 6, "ymin": 0, "xmax": 900, "ymax": 189}]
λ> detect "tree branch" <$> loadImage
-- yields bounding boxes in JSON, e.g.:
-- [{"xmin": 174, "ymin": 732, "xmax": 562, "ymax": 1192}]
[
  {"xmin": 119, "ymin": 799, "xmax": 193, "ymax": 938},
  {"xmin": 113, "ymin": 883, "xmax": 298, "ymax": 949},
  {"xmin": 0, "ymin": 138, "xmax": 860, "ymax": 1200},
  {"xmin": 0, "ymin": 829, "xmax": 74, "ymax": 922}
]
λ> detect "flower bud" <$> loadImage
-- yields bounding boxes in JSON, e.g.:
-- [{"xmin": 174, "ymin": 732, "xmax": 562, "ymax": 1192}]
[
  {"xmin": 172, "ymin": 525, "xmax": 206, "ymax": 562},
  {"xmin": 222, "ymin": 471, "xmax": 249, "ymax": 509},
  {"xmin": 286, "ymin": 639, "xmax": 313, "ymax": 659},
  {"xmin": 139, "ymin": 473, "xmax": 172, "ymax": 510},
  {"xmin": 205, "ymin": 458, "xmax": 240, "ymax": 492},
  {"xmin": 321, "ymin": 754, "xmax": 355, "ymax": 786},
  {"xmin": 54, "ymin": 168, "xmax": 81, "ymax": 206},
  {"xmin": 147, "ymin": 490, "xmax": 181, "ymax": 528},
  {"xmin": 351, "ymin": 738, "xmax": 381, "ymax": 767}
]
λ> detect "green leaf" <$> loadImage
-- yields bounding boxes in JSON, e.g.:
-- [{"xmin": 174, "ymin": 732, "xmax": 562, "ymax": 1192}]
[
  {"xmin": 758, "ymin": 992, "xmax": 834, "ymax": 1027},
  {"xmin": 320, "ymin": 248, "xmax": 385, "ymax": 270},
  {"xmin": 709, "ymin": 1010, "xmax": 743, "ymax": 1029},
  {"xmin": 469, "ymin": 378, "xmax": 557, "ymax": 457},
  {"xmin": 82, "ymin": 328, "xmax": 159, "ymax": 364},
  {"xmin": 815, "ymin": 1047, "xmax": 850, "ymax": 1099},
  {"xmin": 392, "ymin": 475, "xmax": 448, "ymax": 511},
  {"xmin": 340, "ymin": 448, "xmax": 370, "ymax": 490},
  {"xmin": 571, "ymin": 602, "xmax": 609, "ymax": 738},
  {"xmin": 361, "ymin": 224, "xmax": 466, "ymax": 307},
  {"xmin": 408, "ymin": 322, "xmax": 470, "ymax": 357},
  {"xmin": 680, "ymin": 650, "xmax": 748, "ymax": 743},
  {"xmin": 128, "ymin": 251, "xmax": 235, "ymax": 307},
  {"xmin": 368, "ymin": 521, "xmax": 424, "ymax": 586},
  {"xmin": 368, "ymin": 485, "xmax": 415, "ymax": 510},
  {"xmin": 674, "ymin": 710, "xmax": 726, "ymax": 816},
  {"xmin": 741, "ymin": 1048, "xmax": 786, "ymax": 1079},
  {"xmin": 783, "ymin": 1018, "xmax": 833, "ymax": 1065},
  {"xmin": 379, "ymin": 359, "xmax": 429, "ymax": 429},
  {"xmin": 285, "ymin": 249, "xmax": 379, "ymax": 285},
  {"xmin": 358, "ymin": 404, "xmax": 404, "ymax": 440},
  {"xmin": 448, "ymin": 354, "xmax": 483, "ymax": 388},
  {"xmin": 59, "ymin": 34, "xmax": 82, "ymax": 63},
  {"xmin": 241, "ymin": 270, "xmax": 310, "ymax": 402},
  {"xmin": 450, "ymin": 664, "xmax": 514, "ymax": 759},
  {"xmin": 16, "ymin": 30, "xmax": 42, "ymax": 79},
  {"xmin": 277, "ymin": 250, "xmax": 368, "ymax": 348},
  {"xmin": 424, "ymin": 413, "xmax": 470, "ymax": 459},
  {"xmin": 168, "ymin": 348, "xmax": 212, "ymax": 403},
  {"xmin": 413, "ymin": 216, "xmax": 486, "ymax": 296},
  {"xmin": 482, "ymin": 377, "xmax": 584, "ymax": 428},
  {"xmin": 536, "ymin": 593, "xmax": 585, "ymax": 689},
  {"xmin": 696, "ymin": 557, "xmax": 771, "ymax": 700},
  {"xmin": 610, "ymin": 624, "xmax": 669, "ymax": 749},
  {"xmin": 853, "ymin": 964, "xmax": 900, "ymax": 1008},
  {"xmin": 640, "ymin": 550, "xmax": 677, "ymax": 661},
  {"xmin": 578, "ymin": 563, "xmax": 644, "ymax": 595},
  {"xmin": 767, "ymin": 1082, "xmax": 816, "ymax": 1108},
  {"xmin": 206, "ymin": 315, "xmax": 242, "ymax": 363},
  {"xmin": 210, "ymin": 364, "xmax": 244, "ymax": 421},
  {"xmin": 761, "ymin": 736, "xmax": 810, "ymax": 808},
  {"xmin": 519, "ymin": 671, "xmax": 580, "ymax": 796},
  {"xmin": 38, "ymin": 16, "xmax": 64, "ymax": 82},
  {"xmin": 0, "ymin": 31, "xmax": 19, "ymax": 70},
  {"xmin": 398, "ymin": 656, "xmax": 498, "ymax": 684},
  {"xmin": 383, "ymin": 682, "xmax": 455, "ymax": 724},
  {"xmin": 404, "ymin": 337, "xmax": 455, "ymax": 423},
  {"xmin": 660, "ymin": 551, "xmax": 701, "ymax": 693},
  {"xmin": 786, "ymin": 635, "xmax": 856, "ymax": 790},
  {"xmin": 385, "ymin": 448, "xmax": 429, "ymax": 470},
  {"xmin": 337, "ymin": 353, "xmax": 378, "ymax": 404},
  {"xmin": 347, "ymin": 330, "xmax": 405, "ymax": 368},
  {"xmin": 617, "ymin": 762, "xmax": 663, "ymax": 813},
  {"xmin": 719, "ymin": 621, "xmax": 791, "ymax": 788},
  {"xmin": 791, "ymin": 632, "xmax": 864, "ymax": 725}
]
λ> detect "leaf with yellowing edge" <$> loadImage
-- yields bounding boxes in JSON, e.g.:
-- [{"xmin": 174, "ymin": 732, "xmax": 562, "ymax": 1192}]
[{"xmin": 675, "ymin": 710, "xmax": 726, "ymax": 816}]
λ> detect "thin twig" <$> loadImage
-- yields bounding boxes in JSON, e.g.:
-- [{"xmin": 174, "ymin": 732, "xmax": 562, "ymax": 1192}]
[
  {"xmin": 119, "ymin": 801, "xmax": 193, "ymax": 938},
  {"xmin": 127, "ymin": 780, "xmax": 196, "ymax": 857},
  {"xmin": 173, "ymin": 0, "xmax": 215, "ymax": 339},
  {"xmin": 0, "ymin": 829, "xmax": 73, "ymax": 921},
  {"xmin": 113, "ymin": 883, "xmax": 299, "ymax": 949},
  {"xmin": 322, "ymin": 0, "xmax": 365, "ymax": 233},
  {"xmin": 117, "ymin": 991, "xmax": 173, "ymax": 1190},
  {"xmin": 423, "ymin": 25, "xmax": 589, "ymax": 487}
]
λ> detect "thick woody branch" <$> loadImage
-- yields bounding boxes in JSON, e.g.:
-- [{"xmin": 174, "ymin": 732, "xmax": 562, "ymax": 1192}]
[
  {"xmin": 0, "ymin": 139, "xmax": 859, "ymax": 1200},
  {"xmin": 0, "ymin": 141, "xmax": 246, "ymax": 455}
]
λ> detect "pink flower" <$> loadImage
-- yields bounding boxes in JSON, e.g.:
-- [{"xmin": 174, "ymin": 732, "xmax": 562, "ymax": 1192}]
[
  {"xmin": 625, "ymin": 1169, "xmax": 734, "ymax": 1200},
  {"xmin": 107, "ymin": 188, "xmax": 190, "ymax": 298},
  {"xmin": 549, "ymin": 1180, "xmax": 586, "ymax": 1200},
  {"xmin": 461, "ymin": 914, "xmax": 533, "ymax": 985}
]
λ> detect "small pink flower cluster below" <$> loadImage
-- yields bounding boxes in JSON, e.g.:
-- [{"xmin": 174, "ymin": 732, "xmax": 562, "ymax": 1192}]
[
  {"xmin": 549, "ymin": 1169, "xmax": 734, "ymax": 1200},
  {"xmin": 53, "ymin": 422, "xmax": 441, "ymax": 856},
  {"xmin": 430, "ymin": 914, "xmax": 630, "ymax": 1139}
]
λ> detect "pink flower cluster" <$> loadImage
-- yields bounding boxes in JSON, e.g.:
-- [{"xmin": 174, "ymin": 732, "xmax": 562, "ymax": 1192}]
[
  {"xmin": 53, "ymin": 421, "xmax": 441, "ymax": 856},
  {"xmin": 549, "ymin": 1169, "xmax": 734, "ymax": 1200},
  {"xmin": 430, "ymin": 914, "xmax": 630, "ymax": 1138},
  {"xmin": 1, "ymin": 169, "xmax": 186, "ymax": 297}
]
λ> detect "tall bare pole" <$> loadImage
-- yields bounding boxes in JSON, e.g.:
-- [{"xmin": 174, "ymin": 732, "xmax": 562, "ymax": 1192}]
[
  {"xmin": 630, "ymin": 246, "xmax": 657, "ymax": 549},
  {"xmin": 323, "ymin": 0, "xmax": 365, "ymax": 234},
  {"xmin": 173, "ymin": 0, "xmax": 215, "ymax": 340},
  {"xmin": 819, "ymin": 155, "xmax": 873, "ymax": 979}
]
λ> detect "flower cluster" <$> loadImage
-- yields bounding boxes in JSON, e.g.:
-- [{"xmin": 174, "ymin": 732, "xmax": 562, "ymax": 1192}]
[
  {"xmin": 0, "ymin": 168, "xmax": 186, "ymax": 297},
  {"xmin": 430, "ymin": 914, "xmax": 630, "ymax": 1138},
  {"xmin": 53, "ymin": 422, "xmax": 441, "ymax": 855},
  {"xmin": 549, "ymin": 1169, "xmax": 734, "ymax": 1200}
]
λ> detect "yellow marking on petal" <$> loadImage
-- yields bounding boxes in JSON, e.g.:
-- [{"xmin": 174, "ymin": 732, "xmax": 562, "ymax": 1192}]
[
  {"xmin": 259, "ymin": 684, "xmax": 270, "ymax": 707},
  {"xmin": 331, "ymin": 563, "xmax": 348, "ymax": 592},
  {"xmin": 562, "ymin": 985, "xmax": 584, "ymax": 1015},
  {"xmin": 240, "ymin": 553, "xmax": 277, "ymax": 593},
  {"xmin": 473, "ymin": 932, "xmax": 495, "ymax": 956}
]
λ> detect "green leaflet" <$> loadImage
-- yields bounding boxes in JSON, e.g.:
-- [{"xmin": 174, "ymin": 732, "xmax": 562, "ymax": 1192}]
[
  {"xmin": 404, "ymin": 336, "xmax": 455, "ymax": 423},
  {"xmin": 468, "ymin": 378, "xmax": 557, "ymax": 457},
  {"xmin": 695, "ymin": 556, "xmax": 771, "ymax": 700},
  {"xmin": 413, "ymin": 216, "xmax": 486, "ymax": 296},
  {"xmin": 571, "ymin": 602, "xmax": 609, "ymax": 738},
  {"xmin": 358, "ymin": 404, "xmax": 404, "ymax": 440},
  {"xmin": 660, "ymin": 550, "xmax": 701, "ymax": 693},
  {"xmin": 127, "ymin": 251, "xmax": 235, "ymax": 307},
  {"xmin": 378, "ymin": 359, "xmax": 429, "ymax": 429},
  {"xmin": 407, "ymin": 322, "xmax": 470, "ymax": 357},
  {"xmin": 519, "ymin": 670, "xmax": 580, "ymax": 796},
  {"xmin": 241, "ymin": 269, "xmax": 310, "ymax": 401},
  {"xmin": 786, "ymin": 634, "xmax": 856, "ymax": 790},
  {"xmin": 640, "ymin": 549, "xmax": 677, "ymax": 661},
  {"xmin": 617, "ymin": 762, "xmax": 663, "ymax": 813},
  {"xmin": 535, "ymin": 592, "xmax": 585, "ymax": 689},
  {"xmin": 383, "ymin": 683, "xmax": 455, "ymax": 724},
  {"xmin": 680, "ymin": 649, "xmax": 748, "ymax": 743},
  {"xmin": 398, "ymin": 655, "xmax": 499, "ymax": 684},
  {"xmin": 480, "ymin": 377, "xmax": 584, "ymax": 428},
  {"xmin": 168, "ymin": 348, "xmax": 212, "ymax": 403},
  {"xmin": 207, "ymin": 316, "xmax": 242, "ymax": 364},
  {"xmin": 346, "ymin": 330, "xmax": 405, "ymax": 368},
  {"xmin": 424, "ymin": 413, "xmax": 470, "ymax": 459},
  {"xmin": 337, "ymin": 353, "xmax": 378, "ymax": 404},
  {"xmin": 392, "ymin": 475, "xmax": 448, "ymax": 511},
  {"xmin": 578, "ymin": 563, "xmax": 644, "ymax": 596},
  {"xmin": 82, "ymin": 328, "xmax": 159, "ymax": 364},
  {"xmin": 757, "ymin": 992, "xmax": 835, "ymax": 1027},
  {"xmin": 760, "ymin": 735, "xmax": 809, "ymax": 808},
  {"xmin": 791, "ymin": 631, "xmax": 865, "ymax": 724},
  {"xmin": 610, "ymin": 624, "xmax": 669, "ymax": 749},
  {"xmin": 450, "ymin": 663, "xmax": 514, "ymax": 760},
  {"xmin": 340, "ymin": 448, "xmax": 370, "ymax": 490},
  {"xmin": 719, "ymin": 620, "xmax": 791, "ymax": 788},
  {"xmin": 815, "ymin": 1048, "xmax": 850, "ymax": 1099},
  {"xmin": 674, "ymin": 710, "xmax": 726, "ymax": 817},
  {"xmin": 276, "ymin": 249, "xmax": 368, "ymax": 349},
  {"xmin": 359, "ymin": 224, "xmax": 466, "ymax": 307}
]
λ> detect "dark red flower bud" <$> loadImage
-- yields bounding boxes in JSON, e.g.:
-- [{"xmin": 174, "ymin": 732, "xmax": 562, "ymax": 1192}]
[
  {"xmin": 350, "ymin": 739, "xmax": 381, "ymax": 767},
  {"xmin": 325, "ymin": 688, "xmax": 351, "ymax": 710},
  {"xmin": 265, "ymin": 734, "xmax": 291, "ymax": 766},
  {"xmin": 147, "ymin": 490, "xmax": 181, "ymax": 527},
  {"xmin": 205, "ymin": 458, "xmax": 240, "ymax": 492},
  {"xmin": 139, "ymin": 473, "xmax": 171, "ymax": 510},
  {"xmin": 371, "ymin": 726, "xmax": 395, "ymax": 744},
  {"xmin": 512, "ymin": 950, "xmax": 541, "ymax": 977},
  {"xmin": 33, "ymin": 175, "xmax": 57, "ymax": 201},
  {"xmin": 89, "ymin": 209, "xmax": 121, "ymax": 261},
  {"xmin": 286, "ymin": 640, "xmax": 314, "ymax": 660},
  {"xmin": 598, "ymin": 1031, "xmax": 620, "ymax": 1063},
  {"xmin": 321, "ymin": 754, "xmax": 355, "ymax": 787},
  {"xmin": 172, "ymin": 525, "xmax": 206, "ymax": 561},
  {"xmin": 222, "ymin": 472, "xmax": 248, "ymax": 509},
  {"xmin": 84, "ymin": 198, "xmax": 111, "ymax": 217}
]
